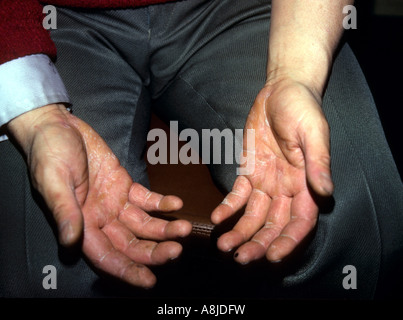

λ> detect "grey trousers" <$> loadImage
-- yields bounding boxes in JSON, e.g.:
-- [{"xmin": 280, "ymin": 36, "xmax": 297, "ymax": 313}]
[{"xmin": 1, "ymin": 0, "xmax": 402, "ymax": 299}]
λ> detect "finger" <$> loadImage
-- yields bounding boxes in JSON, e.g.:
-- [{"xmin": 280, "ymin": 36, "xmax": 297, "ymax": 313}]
[
  {"xmin": 102, "ymin": 219, "xmax": 183, "ymax": 265},
  {"xmin": 266, "ymin": 190, "xmax": 318, "ymax": 262},
  {"xmin": 118, "ymin": 202, "xmax": 192, "ymax": 240},
  {"xmin": 83, "ymin": 225, "xmax": 157, "ymax": 288},
  {"xmin": 129, "ymin": 183, "xmax": 183, "ymax": 212},
  {"xmin": 234, "ymin": 196, "xmax": 291, "ymax": 264},
  {"xmin": 36, "ymin": 165, "xmax": 84, "ymax": 247},
  {"xmin": 211, "ymin": 175, "xmax": 252, "ymax": 225},
  {"xmin": 217, "ymin": 188, "xmax": 271, "ymax": 253},
  {"xmin": 300, "ymin": 119, "xmax": 334, "ymax": 196}
]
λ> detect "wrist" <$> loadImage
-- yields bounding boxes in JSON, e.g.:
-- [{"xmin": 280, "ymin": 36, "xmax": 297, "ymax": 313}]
[
  {"xmin": 265, "ymin": 62, "xmax": 330, "ymax": 101},
  {"xmin": 7, "ymin": 103, "xmax": 71, "ymax": 153}
]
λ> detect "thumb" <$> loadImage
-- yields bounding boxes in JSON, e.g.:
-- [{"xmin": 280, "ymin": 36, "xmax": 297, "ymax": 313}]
[
  {"xmin": 300, "ymin": 119, "xmax": 334, "ymax": 196},
  {"xmin": 38, "ymin": 168, "xmax": 85, "ymax": 246}
]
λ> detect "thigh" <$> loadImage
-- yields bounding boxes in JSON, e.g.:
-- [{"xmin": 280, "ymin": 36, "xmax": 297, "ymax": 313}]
[
  {"xmin": 0, "ymin": 8, "xmax": 152, "ymax": 297},
  {"xmin": 321, "ymin": 45, "xmax": 403, "ymax": 299},
  {"xmin": 280, "ymin": 44, "xmax": 403, "ymax": 299},
  {"xmin": 152, "ymin": 0, "xmax": 403, "ymax": 299}
]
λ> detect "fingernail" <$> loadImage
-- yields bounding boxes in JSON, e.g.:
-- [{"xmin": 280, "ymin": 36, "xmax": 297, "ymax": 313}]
[
  {"xmin": 270, "ymin": 259, "xmax": 282, "ymax": 263},
  {"xmin": 60, "ymin": 221, "xmax": 73, "ymax": 245},
  {"xmin": 320, "ymin": 172, "xmax": 334, "ymax": 195},
  {"xmin": 234, "ymin": 252, "xmax": 249, "ymax": 265}
]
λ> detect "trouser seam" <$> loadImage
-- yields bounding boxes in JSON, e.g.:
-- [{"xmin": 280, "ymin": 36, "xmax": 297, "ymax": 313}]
[{"xmin": 177, "ymin": 76, "xmax": 232, "ymax": 130}]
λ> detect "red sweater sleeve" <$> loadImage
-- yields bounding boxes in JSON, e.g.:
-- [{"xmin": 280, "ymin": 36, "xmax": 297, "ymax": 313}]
[{"xmin": 0, "ymin": 0, "xmax": 57, "ymax": 65}]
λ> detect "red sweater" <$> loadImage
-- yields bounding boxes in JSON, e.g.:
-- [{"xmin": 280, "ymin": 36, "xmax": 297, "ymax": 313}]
[{"xmin": 0, "ymin": 0, "xmax": 180, "ymax": 65}]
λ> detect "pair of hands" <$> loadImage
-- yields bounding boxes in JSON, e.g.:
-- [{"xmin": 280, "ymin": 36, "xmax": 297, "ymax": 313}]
[{"xmin": 7, "ymin": 78, "xmax": 333, "ymax": 288}]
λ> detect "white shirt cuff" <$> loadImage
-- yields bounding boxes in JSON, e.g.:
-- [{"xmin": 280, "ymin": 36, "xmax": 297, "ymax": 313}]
[{"xmin": 0, "ymin": 54, "xmax": 70, "ymax": 142}]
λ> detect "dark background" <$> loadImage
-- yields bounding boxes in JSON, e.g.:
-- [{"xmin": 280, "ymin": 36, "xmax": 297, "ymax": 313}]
[{"xmin": 346, "ymin": 0, "xmax": 403, "ymax": 179}]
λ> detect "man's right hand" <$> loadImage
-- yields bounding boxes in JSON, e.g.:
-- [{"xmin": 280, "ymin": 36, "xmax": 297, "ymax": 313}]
[{"xmin": 7, "ymin": 104, "xmax": 192, "ymax": 288}]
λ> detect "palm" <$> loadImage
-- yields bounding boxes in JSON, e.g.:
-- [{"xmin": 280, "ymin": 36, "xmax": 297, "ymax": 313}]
[
  {"xmin": 67, "ymin": 118, "xmax": 192, "ymax": 287},
  {"xmin": 245, "ymin": 107, "xmax": 307, "ymax": 200},
  {"xmin": 212, "ymin": 82, "xmax": 332, "ymax": 264},
  {"xmin": 27, "ymin": 110, "xmax": 192, "ymax": 288}
]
